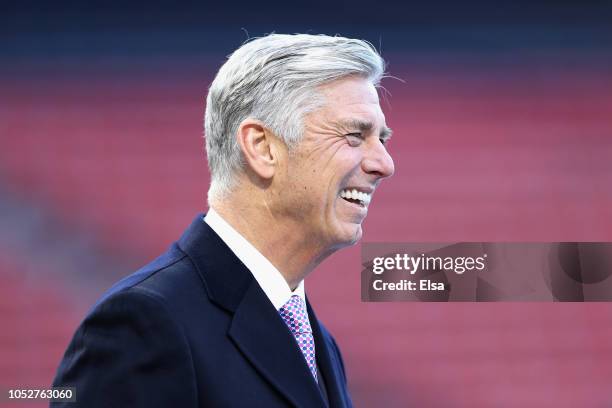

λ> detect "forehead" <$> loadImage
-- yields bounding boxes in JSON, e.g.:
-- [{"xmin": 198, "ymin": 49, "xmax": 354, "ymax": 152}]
[
  {"xmin": 314, "ymin": 76, "xmax": 384, "ymax": 124},
  {"xmin": 319, "ymin": 75, "xmax": 380, "ymax": 101}
]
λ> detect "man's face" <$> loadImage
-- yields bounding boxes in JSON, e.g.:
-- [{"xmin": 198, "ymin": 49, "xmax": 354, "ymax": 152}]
[{"xmin": 273, "ymin": 76, "xmax": 395, "ymax": 251}]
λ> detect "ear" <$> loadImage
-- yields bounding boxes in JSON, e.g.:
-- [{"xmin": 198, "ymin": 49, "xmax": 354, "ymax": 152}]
[{"xmin": 236, "ymin": 118, "xmax": 279, "ymax": 180}]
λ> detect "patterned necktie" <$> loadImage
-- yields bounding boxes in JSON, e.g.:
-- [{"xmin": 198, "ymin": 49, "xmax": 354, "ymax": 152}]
[{"xmin": 279, "ymin": 295, "xmax": 318, "ymax": 382}]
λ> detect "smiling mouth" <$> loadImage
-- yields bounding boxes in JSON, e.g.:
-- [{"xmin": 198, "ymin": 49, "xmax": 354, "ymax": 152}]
[{"xmin": 340, "ymin": 189, "xmax": 371, "ymax": 207}]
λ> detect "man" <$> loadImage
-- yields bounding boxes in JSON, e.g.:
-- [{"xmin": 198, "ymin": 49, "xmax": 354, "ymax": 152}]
[{"xmin": 52, "ymin": 33, "xmax": 394, "ymax": 407}]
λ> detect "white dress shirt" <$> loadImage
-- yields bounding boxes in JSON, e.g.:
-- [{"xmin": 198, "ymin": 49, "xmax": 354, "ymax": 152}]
[{"xmin": 204, "ymin": 208, "xmax": 306, "ymax": 310}]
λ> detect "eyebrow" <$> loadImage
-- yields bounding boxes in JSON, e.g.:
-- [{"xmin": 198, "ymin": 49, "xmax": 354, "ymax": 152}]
[{"xmin": 335, "ymin": 118, "xmax": 393, "ymax": 142}]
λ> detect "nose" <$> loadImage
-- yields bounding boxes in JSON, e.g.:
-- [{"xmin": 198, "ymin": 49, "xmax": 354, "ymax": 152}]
[{"xmin": 362, "ymin": 138, "xmax": 395, "ymax": 179}]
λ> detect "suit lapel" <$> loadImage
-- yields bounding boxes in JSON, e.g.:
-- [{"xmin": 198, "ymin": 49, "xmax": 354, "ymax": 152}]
[
  {"xmin": 307, "ymin": 300, "xmax": 350, "ymax": 408},
  {"xmin": 229, "ymin": 280, "xmax": 325, "ymax": 407},
  {"xmin": 178, "ymin": 215, "xmax": 325, "ymax": 407}
]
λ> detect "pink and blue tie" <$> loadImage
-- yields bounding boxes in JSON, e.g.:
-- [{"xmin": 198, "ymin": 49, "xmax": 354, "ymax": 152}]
[{"xmin": 279, "ymin": 295, "xmax": 317, "ymax": 382}]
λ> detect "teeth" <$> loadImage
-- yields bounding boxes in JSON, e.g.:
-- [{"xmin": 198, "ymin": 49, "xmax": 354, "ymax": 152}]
[{"xmin": 340, "ymin": 189, "xmax": 372, "ymax": 205}]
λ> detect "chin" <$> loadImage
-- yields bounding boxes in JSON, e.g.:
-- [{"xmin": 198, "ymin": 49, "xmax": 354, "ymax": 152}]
[
  {"xmin": 333, "ymin": 224, "xmax": 362, "ymax": 248},
  {"xmin": 350, "ymin": 225, "xmax": 363, "ymax": 245}
]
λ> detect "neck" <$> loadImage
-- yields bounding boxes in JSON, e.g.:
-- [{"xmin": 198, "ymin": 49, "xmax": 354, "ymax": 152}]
[{"xmin": 210, "ymin": 195, "xmax": 333, "ymax": 290}]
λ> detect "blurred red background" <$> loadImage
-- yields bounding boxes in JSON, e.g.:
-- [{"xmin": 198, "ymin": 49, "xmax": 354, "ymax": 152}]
[{"xmin": 1, "ymin": 3, "xmax": 612, "ymax": 406}]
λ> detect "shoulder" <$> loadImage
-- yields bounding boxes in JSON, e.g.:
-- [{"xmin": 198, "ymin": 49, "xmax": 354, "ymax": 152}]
[
  {"xmin": 92, "ymin": 242, "xmax": 206, "ymax": 313},
  {"xmin": 52, "ymin": 277, "xmax": 199, "ymax": 407}
]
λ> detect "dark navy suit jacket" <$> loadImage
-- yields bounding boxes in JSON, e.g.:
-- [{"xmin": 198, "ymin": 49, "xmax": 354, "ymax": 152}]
[{"xmin": 51, "ymin": 214, "xmax": 353, "ymax": 407}]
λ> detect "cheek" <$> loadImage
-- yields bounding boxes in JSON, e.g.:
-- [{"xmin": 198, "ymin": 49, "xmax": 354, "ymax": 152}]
[
  {"xmin": 336, "ymin": 142, "xmax": 363, "ymax": 161},
  {"xmin": 282, "ymin": 170, "xmax": 323, "ymax": 214},
  {"xmin": 288, "ymin": 142, "xmax": 359, "ymax": 208},
  {"xmin": 332, "ymin": 148, "xmax": 363, "ymax": 185}
]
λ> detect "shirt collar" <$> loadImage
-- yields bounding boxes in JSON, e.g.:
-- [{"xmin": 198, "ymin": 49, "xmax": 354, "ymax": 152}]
[{"xmin": 204, "ymin": 208, "xmax": 305, "ymax": 310}]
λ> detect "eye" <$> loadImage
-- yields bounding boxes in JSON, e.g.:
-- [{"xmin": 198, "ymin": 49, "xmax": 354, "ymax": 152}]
[
  {"xmin": 379, "ymin": 137, "xmax": 388, "ymax": 146},
  {"xmin": 346, "ymin": 133, "xmax": 363, "ymax": 146}
]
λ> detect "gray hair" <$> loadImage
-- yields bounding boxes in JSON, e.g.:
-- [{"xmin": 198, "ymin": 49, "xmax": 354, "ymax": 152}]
[{"xmin": 204, "ymin": 33, "xmax": 385, "ymax": 202}]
